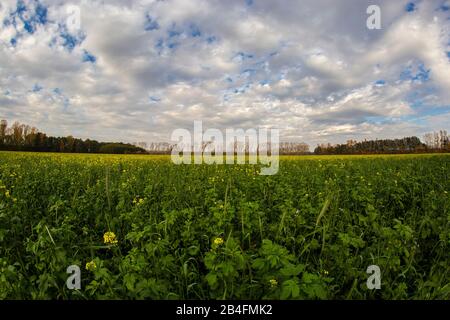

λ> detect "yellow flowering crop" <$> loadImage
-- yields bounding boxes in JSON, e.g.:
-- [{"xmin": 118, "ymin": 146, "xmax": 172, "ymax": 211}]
[
  {"xmin": 85, "ymin": 260, "xmax": 97, "ymax": 271},
  {"xmin": 133, "ymin": 197, "xmax": 145, "ymax": 205},
  {"xmin": 213, "ymin": 237, "xmax": 224, "ymax": 246},
  {"xmin": 269, "ymin": 279, "xmax": 278, "ymax": 287},
  {"xmin": 103, "ymin": 231, "xmax": 118, "ymax": 244}
]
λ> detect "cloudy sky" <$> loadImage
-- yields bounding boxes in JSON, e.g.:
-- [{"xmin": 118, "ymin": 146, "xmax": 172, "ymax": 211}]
[{"xmin": 1, "ymin": 0, "xmax": 450, "ymax": 147}]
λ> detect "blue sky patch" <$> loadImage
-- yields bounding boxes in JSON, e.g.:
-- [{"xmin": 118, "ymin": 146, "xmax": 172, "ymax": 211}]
[
  {"xmin": 400, "ymin": 63, "xmax": 430, "ymax": 82},
  {"xmin": 82, "ymin": 50, "xmax": 96, "ymax": 63},
  {"xmin": 167, "ymin": 42, "xmax": 178, "ymax": 49},
  {"xmin": 405, "ymin": 86, "xmax": 437, "ymax": 109},
  {"xmin": 9, "ymin": 0, "xmax": 48, "ymax": 34},
  {"xmin": 234, "ymin": 52, "xmax": 254, "ymax": 63},
  {"xmin": 405, "ymin": 2, "xmax": 416, "ymax": 12},
  {"xmin": 35, "ymin": 3, "xmax": 48, "ymax": 24},
  {"xmin": 190, "ymin": 24, "xmax": 201, "ymax": 37},
  {"xmin": 166, "ymin": 25, "xmax": 182, "ymax": 49},
  {"xmin": 241, "ymin": 68, "xmax": 256, "ymax": 78},
  {"xmin": 155, "ymin": 38, "xmax": 164, "ymax": 54},
  {"xmin": 206, "ymin": 36, "xmax": 217, "ymax": 44},
  {"xmin": 144, "ymin": 14, "xmax": 159, "ymax": 31},
  {"xmin": 168, "ymin": 23, "xmax": 182, "ymax": 38},
  {"xmin": 439, "ymin": 2, "xmax": 450, "ymax": 11},
  {"xmin": 60, "ymin": 32, "xmax": 77, "ymax": 50},
  {"xmin": 60, "ymin": 26, "xmax": 85, "ymax": 51},
  {"xmin": 16, "ymin": 0, "xmax": 27, "ymax": 16},
  {"xmin": 413, "ymin": 64, "xmax": 430, "ymax": 82},
  {"xmin": 3, "ymin": 18, "xmax": 11, "ymax": 27},
  {"xmin": 23, "ymin": 20, "xmax": 33, "ymax": 33},
  {"xmin": 32, "ymin": 84, "xmax": 43, "ymax": 92}
]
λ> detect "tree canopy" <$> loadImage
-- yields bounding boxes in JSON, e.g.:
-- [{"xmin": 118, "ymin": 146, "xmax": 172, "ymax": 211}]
[{"xmin": 0, "ymin": 119, "xmax": 146, "ymax": 154}]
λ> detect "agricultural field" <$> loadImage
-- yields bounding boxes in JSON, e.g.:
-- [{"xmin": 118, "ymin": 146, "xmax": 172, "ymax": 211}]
[{"xmin": 0, "ymin": 151, "xmax": 449, "ymax": 300}]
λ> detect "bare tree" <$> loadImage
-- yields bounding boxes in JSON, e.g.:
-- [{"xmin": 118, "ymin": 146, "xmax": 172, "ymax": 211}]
[
  {"xmin": 424, "ymin": 130, "xmax": 449, "ymax": 149},
  {"xmin": 0, "ymin": 120, "xmax": 7, "ymax": 144},
  {"xmin": 11, "ymin": 121, "xmax": 24, "ymax": 145},
  {"xmin": 423, "ymin": 133, "xmax": 434, "ymax": 148}
]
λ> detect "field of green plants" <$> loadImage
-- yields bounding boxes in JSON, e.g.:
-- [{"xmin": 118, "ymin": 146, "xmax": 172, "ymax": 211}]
[{"xmin": 0, "ymin": 152, "xmax": 449, "ymax": 300}]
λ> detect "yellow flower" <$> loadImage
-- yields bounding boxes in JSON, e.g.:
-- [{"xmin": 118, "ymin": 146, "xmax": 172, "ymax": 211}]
[
  {"xmin": 103, "ymin": 231, "xmax": 118, "ymax": 244},
  {"xmin": 269, "ymin": 279, "xmax": 278, "ymax": 287},
  {"xmin": 323, "ymin": 270, "xmax": 329, "ymax": 275},
  {"xmin": 213, "ymin": 237, "xmax": 224, "ymax": 246},
  {"xmin": 85, "ymin": 260, "xmax": 97, "ymax": 271},
  {"xmin": 133, "ymin": 197, "xmax": 145, "ymax": 205}
]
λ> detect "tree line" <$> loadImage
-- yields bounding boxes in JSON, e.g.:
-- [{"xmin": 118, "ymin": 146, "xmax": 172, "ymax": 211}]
[
  {"xmin": 0, "ymin": 120, "xmax": 146, "ymax": 154},
  {"xmin": 314, "ymin": 131, "xmax": 449, "ymax": 155},
  {"xmin": 1, "ymin": 119, "xmax": 448, "ymax": 155},
  {"xmin": 132, "ymin": 141, "xmax": 311, "ymax": 155}
]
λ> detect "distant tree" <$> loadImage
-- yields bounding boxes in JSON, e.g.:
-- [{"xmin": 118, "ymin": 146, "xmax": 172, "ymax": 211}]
[
  {"xmin": 99, "ymin": 143, "xmax": 146, "ymax": 154},
  {"xmin": 0, "ymin": 120, "xmax": 7, "ymax": 145},
  {"xmin": 314, "ymin": 136, "xmax": 427, "ymax": 155},
  {"xmin": 423, "ymin": 130, "xmax": 449, "ymax": 150},
  {"xmin": 11, "ymin": 121, "xmax": 24, "ymax": 145},
  {"xmin": 279, "ymin": 142, "xmax": 310, "ymax": 154},
  {"xmin": 0, "ymin": 119, "xmax": 147, "ymax": 154}
]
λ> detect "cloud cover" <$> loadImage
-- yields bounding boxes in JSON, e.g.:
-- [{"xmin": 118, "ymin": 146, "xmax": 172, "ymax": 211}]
[{"xmin": 0, "ymin": 0, "xmax": 449, "ymax": 146}]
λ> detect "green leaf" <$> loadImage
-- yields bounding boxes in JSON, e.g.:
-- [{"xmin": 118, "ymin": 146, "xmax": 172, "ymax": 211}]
[
  {"xmin": 280, "ymin": 264, "xmax": 305, "ymax": 277},
  {"xmin": 281, "ymin": 279, "xmax": 300, "ymax": 299},
  {"xmin": 205, "ymin": 273, "xmax": 218, "ymax": 288}
]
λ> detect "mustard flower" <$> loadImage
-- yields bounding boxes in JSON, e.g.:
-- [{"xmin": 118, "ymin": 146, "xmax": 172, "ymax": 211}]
[{"xmin": 103, "ymin": 231, "xmax": 118, "ymax": 244}]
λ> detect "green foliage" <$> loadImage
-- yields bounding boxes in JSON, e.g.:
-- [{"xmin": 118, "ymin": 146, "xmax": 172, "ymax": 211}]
[
  {"xmin": 98, "ymin": 143, "xmax": 145, "ymax": 154},
  {"xmin": 0, "ymin": 152, "xmax": 449, "ymax": 299},
  {"xmin": 0, "ymin": 119, "xmax": 146, "ymax": 154}
]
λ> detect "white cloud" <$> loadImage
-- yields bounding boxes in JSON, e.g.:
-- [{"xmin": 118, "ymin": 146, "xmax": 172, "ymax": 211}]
[{"xmin": 0, "ymin": 0, "xmax": 449, "ymax": 147}]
